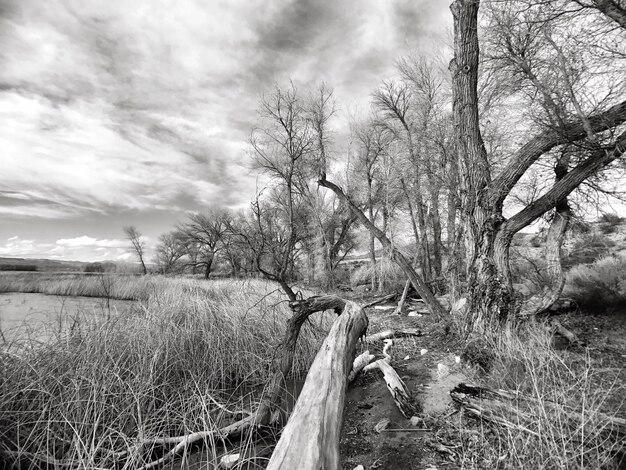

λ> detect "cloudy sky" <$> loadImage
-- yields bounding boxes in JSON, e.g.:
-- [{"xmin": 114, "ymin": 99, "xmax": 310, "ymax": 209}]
[{"xmin": 0, "ymin": 0, "xmax": 450, "ymax": 262}]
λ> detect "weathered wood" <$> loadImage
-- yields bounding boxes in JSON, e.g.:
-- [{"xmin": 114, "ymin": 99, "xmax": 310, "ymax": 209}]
[
  {"xmin": 451, "ymin": 383, "xmax": 626, "ymax": 436},
  {"xmin": 359, "ymin": 339, "xmax": 418, "ymax": 418},
  {"xmin": 365, "ymin": 328, "xmax": 423, "ymax": 343},
  {"xmin": 266, "ymin": 301, "xmax": 368, "ymax": 470},
  {"xmin": 394, "ymin": 280, "xmax": 411, "ymax": 314},
  {"xmin": 362, "ymin": 293, "xmax": 396, "ymax": 308},
  {"xmin": 348, "ymin": 350, "xmax": 376, "ymax": 382},
  {"xmin": 289, "ymin": 294, "xmax": 346, "ymax": 315},
  {"xmin": 374, "ymin": 359, "xmax": 417, "ymax": 418},
  {"xmin": 257, "ymin": 294, "xmax": 347, "ymax": 424}
]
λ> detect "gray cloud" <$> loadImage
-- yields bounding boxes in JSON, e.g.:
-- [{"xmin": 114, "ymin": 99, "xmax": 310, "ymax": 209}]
[{"xmin": 0, "ymin": 0, "xmax": 449, "ymax": 260}]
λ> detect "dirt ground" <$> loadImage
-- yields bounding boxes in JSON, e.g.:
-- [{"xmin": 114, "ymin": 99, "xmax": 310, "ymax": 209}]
[
  {"xmin": 339, "ymin": 302, "xmax": 626, "ymax": 470},
  {"xmin": 340, "ymin": 303, "xmax": 467, "ymax": 470}
]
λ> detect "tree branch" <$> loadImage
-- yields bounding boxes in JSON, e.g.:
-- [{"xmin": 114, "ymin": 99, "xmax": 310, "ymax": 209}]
[
  {"xmin": 490, "ymin": 100, "xmax": 626, "ymax": 206},
  {"xmin": 504, "ymin": 131, "xmax": 626, "ymax": 234}
]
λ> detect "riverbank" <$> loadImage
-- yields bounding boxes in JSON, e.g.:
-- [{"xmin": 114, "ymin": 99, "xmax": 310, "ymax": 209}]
[{"xmin": 0, "ymin": 278, "xmax": 334, "ymax": 469}]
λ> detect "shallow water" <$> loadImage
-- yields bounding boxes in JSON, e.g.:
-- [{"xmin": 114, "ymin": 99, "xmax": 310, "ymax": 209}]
[{"xmin": 0, "ymin": 292, "xmax": 135, "ymax": 341}]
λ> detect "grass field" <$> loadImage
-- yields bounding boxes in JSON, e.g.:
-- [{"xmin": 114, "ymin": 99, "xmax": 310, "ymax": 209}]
[
  {"xmin": 0, "ymin": 276, "xmax": 334, "ymax": 468},
  {"xmin": 0, "ymin": 271, "xmax": 168, "ymax": 300}
]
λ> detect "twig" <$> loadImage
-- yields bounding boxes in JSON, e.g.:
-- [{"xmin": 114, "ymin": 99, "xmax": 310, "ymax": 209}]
[{"xmin": 380, "ymin": 428, "xmax": 431, "ymax": 432}]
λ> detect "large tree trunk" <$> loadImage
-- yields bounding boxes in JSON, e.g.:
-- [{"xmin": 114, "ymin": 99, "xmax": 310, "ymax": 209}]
[
  {"xmin": 449, "ymin": 1, "xmax": 626, "ymax": 332},
  {"xmin": 446, "ymin": 153, "xmax": 463, "ymax": 301},
  {"xmin": 451, "ymin": 0, "xmax": 515, "ymax": 330},
  {"xmin": 367, "ymin": 178, "xmax": 377, "ymax": 292}
]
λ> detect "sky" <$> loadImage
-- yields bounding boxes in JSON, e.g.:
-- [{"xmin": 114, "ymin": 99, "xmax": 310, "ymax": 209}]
[{"xmin": 0, "ymin": 0, "xmax": 450, "ymax": 262}]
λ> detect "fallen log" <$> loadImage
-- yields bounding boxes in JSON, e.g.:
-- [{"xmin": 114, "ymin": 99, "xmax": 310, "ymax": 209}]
[
  {"xmin": 352, "ymin": 339, "xmax": 418, "ymax": 418},
  {"xmin": 266, "ymin": 301, "xmax": 368, "ymax": 470},
  {"xmin": 348, "ymin": 350, "xmax": 376, "ymax": 382},
  {"xmin": 365, "ymin": 328, "xmax": 423, "ymax": 343},
  {"xmin": 257, "ymin": 295, "xmax": 347, "ymax": 423},
  {"xmin": 362, "ymin": 293, "xmax": 396, "ymax": 308},
  {"xmin": 450, "ymin": 383, "xmax": 626, "ymax": 437},
  {"xmin": 369, "ymin": 359, "xmax": 417, "ymax": 418}
]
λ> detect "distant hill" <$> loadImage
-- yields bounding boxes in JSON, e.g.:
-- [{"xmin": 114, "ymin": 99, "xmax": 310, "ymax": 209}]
[
  {"xmin": 0, "ymin": 257, "xmax": 86, "ymax": 272},
  {"xmin": 0, "ymin": 257, "xmax": 143, "ymax": 273}
]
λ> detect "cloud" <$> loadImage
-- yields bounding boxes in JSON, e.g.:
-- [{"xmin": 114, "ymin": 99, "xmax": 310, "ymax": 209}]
[
  {"xmin": 55, "ymin": 236, "xmax": 127, "ymax": 248},
  {"xmin": 0, "ymin": 237, "xmax": 53, "ymax": 257},
  {"xmin": 0, "ymin": 0, "xmax": 450, "ymax": 260},
  {"xmin": 0, "ymin": 235, "xmax": 141, "ymax": 262}
]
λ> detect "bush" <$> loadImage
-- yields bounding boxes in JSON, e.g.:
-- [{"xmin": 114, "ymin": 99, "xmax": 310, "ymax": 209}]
[
  {"xmin": 563, "ymin": 232, "xmax": 615, "ymax": 268},
  {"xmin": 0, "ymin": 264, "xmax": 37, "ymax": 271},
  {"xmin": 564, "ymin": 255, "xmax": 626, "ymax": 309},
  {"xmin": 350, "ymin": 257, "xmax": 405, "ymax": 292},
  {"xmin": 598, "ymin": 213, "xmax": 624, "ymax": 235}
]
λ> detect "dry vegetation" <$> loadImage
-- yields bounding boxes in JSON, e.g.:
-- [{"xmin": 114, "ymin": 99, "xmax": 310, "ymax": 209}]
[
  {"xmin": 0, "ymin": 278, "xmax": 334, "ymax": 469},
  {"xmin": 565, "ymin": 255, "xmax": 626, "ymax": 309},
  {"xmin": 0, "ymin": 272, "xmax": 165, "ymax": 300},
  {"xmin": 445, "ymin": 321, "xmax": 626, "ymax": 469}
]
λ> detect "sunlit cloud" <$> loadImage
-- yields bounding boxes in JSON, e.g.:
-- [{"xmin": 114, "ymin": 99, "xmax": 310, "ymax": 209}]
[
  {"xmin": 0, "ymin": 0, "xmax": 449, "ymax": 260},
  {"xmin": 0, "ymin": 235, "xmax": 142, "ymax": 262}
]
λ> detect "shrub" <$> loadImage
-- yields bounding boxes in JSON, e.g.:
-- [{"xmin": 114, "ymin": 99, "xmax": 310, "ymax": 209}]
[
  {"xmin": 0, "ymin": 264, "xmax": 37, "ymax": 271},
  {"xmin": 563, "ymin": 232, "xmax": 615, "ymax": 268},
  {"xmin": 598, "ymin": 213, "xmax": 624, "ymax": 235},
  {"xmin": 350, "ymin": 257, "xmax": 405, "ymax": 292},
  {"xmin": 564, "ymin": 255, "xmax": 626, "ymax": 309}
]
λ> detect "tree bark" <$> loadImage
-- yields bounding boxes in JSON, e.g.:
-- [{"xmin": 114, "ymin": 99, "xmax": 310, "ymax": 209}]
[
  {"xmin": 266, "ymin": 301, "xmax": 368, "ymax": 470},
  {"xmin": 451, "ymin": 0, "xmax": 514, "ymax": 330}
]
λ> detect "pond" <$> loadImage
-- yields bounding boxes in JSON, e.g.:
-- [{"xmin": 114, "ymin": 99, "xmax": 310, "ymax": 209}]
[{"xmin": 0, "ymin": 293, "xmax": 135, "ymax": 342}]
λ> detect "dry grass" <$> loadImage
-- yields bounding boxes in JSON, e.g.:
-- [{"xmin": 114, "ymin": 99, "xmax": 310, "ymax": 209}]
[
  {"xmin": 350, "ymin": 257, "xmax": 405, "ymax": 292},
  {"xmin": 0, "ymin": 271, "xmax": 162, "ymax": 300},
  {"xmin": 448, "ymin": 322, "xmax": 626, "ymax": 469},
  {"xmin": 0, "ymin": 278, "xmax": 335, "ymax": 469}
]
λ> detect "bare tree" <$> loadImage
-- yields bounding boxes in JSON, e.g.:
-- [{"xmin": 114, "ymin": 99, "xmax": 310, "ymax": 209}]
[
  {"xmin": 124, "ymin": 225, "xmax": 148, "ymax": 275},
  {"xmin": 351, "ymin": 119, "xmax": 394, "ymax": 291},
  {"xmin": 153, "ymin": 231, "xmax": 186, "ymax": 274},
  {"xmin": 180, "ymin": 210, "xmax": 230, "ymax": 279},
  {"xmin": 311, "ymin": 87, "xmax": 447, "ymax": 315},
  {"xmin": 449, "ymin": 0, "xmax": 626, "ymax": 331},
  {"xmin": 248, "ymin": 84, "xmax": 315, "ymax": 300}
]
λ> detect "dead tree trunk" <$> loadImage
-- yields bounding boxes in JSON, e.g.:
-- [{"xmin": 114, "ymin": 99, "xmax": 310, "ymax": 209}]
[
  {"xmin": 451, "ymin": 382, "xmax": 625, "ymax": 436},
  {"xmin": 266, "ymin": 301, "xmax": 368, "ymax": 470},
  {"xmin": 318, "ymin": 177, "xmax": 447, "ymax": 318},
  {"xmin": 256, "ymin": 295, "xmax": 347, "ymax": 423}
]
